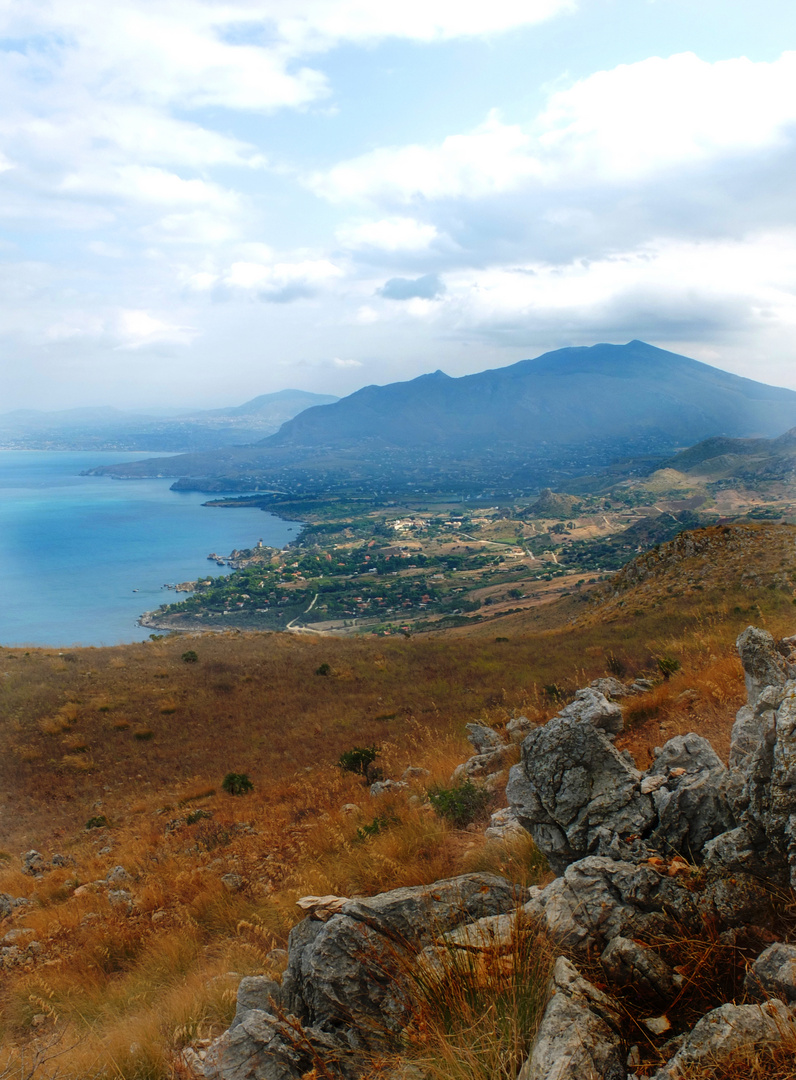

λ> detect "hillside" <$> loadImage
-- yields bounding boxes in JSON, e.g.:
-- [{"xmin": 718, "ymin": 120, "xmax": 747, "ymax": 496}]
[
  {"xmin": 661, "ymin": 426, "xmax": 796, "ymax": 482},
  {"xmin": 2, "ymin": 523, "xmax": 796, "ymax": 1076},
  {"xmin": 581, "ymin": 521, "xmax": 796, "ymax": 622},
  {"xmin": 86, "ymin": 341, "xmax": 796, "ymax": 494}
]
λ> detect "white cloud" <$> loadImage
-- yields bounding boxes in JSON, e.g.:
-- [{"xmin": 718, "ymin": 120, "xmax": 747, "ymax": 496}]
[
  {"xmin": 336, "ymin": 216, "xmax": 440, "ymax": 252},
  {"xmin": 188, "ymin": 255, "xmax": 344, "ymax": 301},
  {"xmin": 332, "ymin": 356, "xmax": 362, "ymax": 367},
  {"xmin": 116, "ymin": 309, "xmax": 198, "ymax": 349},
  {"xmin": 312, "ymin": 52, "xmax": 796, "ymax": 203}
]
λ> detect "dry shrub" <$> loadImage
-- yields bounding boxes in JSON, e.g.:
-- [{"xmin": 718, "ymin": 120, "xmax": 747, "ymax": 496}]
[
  {"xmin": 681, "ymin": 1026, "xmax": 796, "ymax": 1080},
  {"xmin": 396, "ymin": 911, "xmax": 555, "ymax": 1080}
]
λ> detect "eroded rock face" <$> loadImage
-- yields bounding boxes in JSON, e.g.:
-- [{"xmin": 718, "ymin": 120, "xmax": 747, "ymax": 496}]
[
  {"xmin": 205, "ymin": 874, "xmax": 522, "ymax": 1080},
  {"xmin": 465, "ymin": 722, "xmax": 504, "ymax": 754},
  {"xmin": 736, "ymin": 626, "xmax": 794, "ymax": 707},
  {"xmin": 652, "ymin": 1000, "xmax": 796, "ymax": 1079},
  {"xmin": 557, "ymin": 687, "xmax": 624, "ymax": 734},
  {"xmin": 524, "ymin": 856, "xmax": 772, "ymax": 953},
  {"xmin": 745, "ymin": 942, "xmax": 796, "ymax": 1004},
  {"xmin": 645, "ymin": 734, "xmax": 734, "ymax": 860},
  {"xmin": 600, "ymin": 936, "xmax": 675, "ymax": 1002},
  {"xmin": 507, "ymin": 715, "xmax": 654, "ymax": 874},
  {"xmin": 522, "ymin": 957, "xmax": 625, "ymax": 1080}
]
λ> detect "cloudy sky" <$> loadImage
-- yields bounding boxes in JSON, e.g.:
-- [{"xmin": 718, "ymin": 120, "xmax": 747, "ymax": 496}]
[{"xmin": 2, "ymin": 0, "xmax": 796, "ymax": 410}]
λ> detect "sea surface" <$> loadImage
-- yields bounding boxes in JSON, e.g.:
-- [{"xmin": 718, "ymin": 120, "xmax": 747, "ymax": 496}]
[{"xmin": 0, "ymin": 451, "xmax": 297, "ymax": 647}]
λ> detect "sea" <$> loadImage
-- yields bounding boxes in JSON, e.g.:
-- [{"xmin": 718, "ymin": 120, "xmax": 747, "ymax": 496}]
[{"xmin": 0, "ymin": 451, "xmax": 298, "ymax": 647}]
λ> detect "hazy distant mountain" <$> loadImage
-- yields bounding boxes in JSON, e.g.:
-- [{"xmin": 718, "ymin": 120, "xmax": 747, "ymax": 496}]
[
  {"xmin": 0, "ymin": 390, "xmax": 338, "ymax": 451},
  {"xmin": 267, "ymin": 340, "xmax": 796, "ymax": 451},
  {"xmin": 87, "ymin": 341, "xmax": 796, "ymax": 494}
]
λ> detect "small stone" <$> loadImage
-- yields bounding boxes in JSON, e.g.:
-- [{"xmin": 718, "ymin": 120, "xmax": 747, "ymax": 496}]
[
  {"xmin": 643, "ymin": 1014, "xmax": 671, "ymax": 1035},
  {"xmin": 340, "ymin": 803, "xmax": 361, "ymax": 815},
  {"xmin": 220, "ymin": 873, "xmax": 244, "ymax": 893},
  {"xmin": 295, "ymin": 895, "xmax": 349, "ymax": 921}
]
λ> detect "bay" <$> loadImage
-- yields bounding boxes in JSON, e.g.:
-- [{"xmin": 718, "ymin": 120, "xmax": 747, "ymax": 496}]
[{"xmin": 0, "ymin": 451, "xmax": 297, "ymax": 647}]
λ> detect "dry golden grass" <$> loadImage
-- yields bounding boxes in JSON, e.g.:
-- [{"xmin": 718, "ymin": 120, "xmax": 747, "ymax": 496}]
[{"xmin": 0, "ymin": 524, "xmax": 795, "ymax": 1078}]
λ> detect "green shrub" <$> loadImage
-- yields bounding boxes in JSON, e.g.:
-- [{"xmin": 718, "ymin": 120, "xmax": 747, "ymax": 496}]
[
  {"xmin": 186, "ymin": 809, "xmax": 213, "ymax": 825},
  {"xmin": 657, "ymin": 655, "xmax": 681, "ymax": 680},
  {"xmin": 85, "ymin": 815, "xmax": 109, "ymax": 830},
  {"xmin": 355, "ymin": 813, "xmax": 399, "ymax": 842},
  {"xmin": 338, "ymin": 745, "xmax": 379, "ymax": 776},
  {"xmin": 428, "ymin": 780, "xmax": 489, "ymax": 827},
  {"xmin": 182, "ymin": 650, "xmax": 199, "ymax": 663},
  {"xmin": 315, "ymin": 662, "xmax": 331, "ymax": 676},
  {"xmin": 222, "ymin": 772, "xmax": 253, "ymax": 796}
]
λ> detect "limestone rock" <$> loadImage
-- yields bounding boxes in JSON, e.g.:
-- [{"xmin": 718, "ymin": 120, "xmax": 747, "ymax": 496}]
[
  {"xmin": 295, "ymin": 895, "xmax": 348, "ymax": 922},
  {"xmin": 506, "ymin": 716, "xmax": 535, "ymax": 743},
  {"xmin": 745, "ymin": 943, "xmax": 796, "ymax": 1004},
  {"xmin": 507, "ymin": 714, "xmax": 653, "ymax": 874},
  {"xmin": 524, "ymin": 857, "xmax": 700, "ymax": 950},
  {"xmin": 465, "ymin": 722, "xmax": 504, "ymax": 754},
  {"xmin": 557, "ymin": 688, "xmax": 624, "ymax": 735},
  {"xmin": 522, "ymin": 957, "xmax": 625, "ymax": 1080},
  {"xmin": 278, "ymin": 874, "xmax": 521, "ymax": 1051},
  {"xmin": 652, "ymin": 999, "xmax": 796, "ymax": 1079},
  {"xmin": 736, "ymin": 626, "xmax": 794, "ymax": 707},
  {"xmin": 644, "ymin": 734, "xmax": 734, "ymax": 861},
  {"xmin": 590, "ymin": 676, "xmax": 634, "ymax": 699},
  {"xmin": 400, "ymin": 766, "xmax": 430, "ymax": 783},
  {"xmin": 232, "ymin": 977, "xmax": 281, "ymax": 1029},
  {"xmin": 600, "ymin": 936, "xmax": 675, "ymax": 1001}
]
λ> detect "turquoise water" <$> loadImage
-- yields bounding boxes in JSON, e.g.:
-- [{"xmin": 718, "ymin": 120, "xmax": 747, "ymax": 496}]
[{"xmin": 0, "ymin": 451, "xmax": 297, "ymax": 647}]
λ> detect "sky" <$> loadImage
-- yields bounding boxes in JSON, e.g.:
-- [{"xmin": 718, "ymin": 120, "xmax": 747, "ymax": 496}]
[{"xmin": 1, "ymin": 0, "xmax": 796, "ymax": 411}]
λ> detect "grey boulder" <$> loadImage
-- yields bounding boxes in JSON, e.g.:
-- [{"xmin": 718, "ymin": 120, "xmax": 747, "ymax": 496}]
[
  {"xmin": 736, "ymin": 626, "xmax": 794, "ymax": 707},
  {"xmin": 522, "ymin": 957, "xmax": 625, "ymax": 1080},
  {"xmin": 507, "ymin": 714, "xmax": 653, "ymax": 874},
  {"xmin": 745, "ymin": 943, "xmax": 796, "ymax": 1004},
  {"xmin": 652, "ymin": 999, "xmax": 796, "ymax": 1079}
]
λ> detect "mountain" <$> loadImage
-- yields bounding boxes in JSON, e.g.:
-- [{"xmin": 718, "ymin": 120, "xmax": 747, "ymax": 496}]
[
  {"xmin": 0, "ymin": 390, "xmax": 338, "ymax": 452},
  {"xmin": 87, "ymin": 341, "xmax": 796, "ymax": 492}
]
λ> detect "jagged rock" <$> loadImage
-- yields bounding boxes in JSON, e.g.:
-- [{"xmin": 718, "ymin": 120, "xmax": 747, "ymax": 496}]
[
  {"xmin": 203, "ymin": 1009, "xmax": 348, "ymax": 1080},
  {"xmin": 506, "ymin": 716, "xmax": 535, "ymax": 743},
  {"xmin": 484, "ymin": 807, "xmax": 526, "ymax": 842},
  {"xmin": 590, "ymin": 677, "xmax": 634, "ymax": 699},
  {"xmin": 745, "ymin": 943, "xmax": 796, "ymax": 1003},
  {"xmin": 21, "ymin": 851, "xmax": 45, "ymax": 875},
  {"xmin": 524, "ymin": 857, "xmax": 700, "ymax": 950},
  {"xmin": 465, "ymin": 722, "xmax": 504, "ymax": 754},
  {"xmin": 600, "ymin": 936, "xmax": 675, "ymax": 1001},
  {"xmin": 557, "ymin": 688, "xmax": 624, "ymax": 735},
  {"xmin": 106, "ymin": 865, "xmax": 130, "ymax": 884},
  {"xmin": 232, "ymin": 977, "xmax": 282, "ymax": 1029},
  {"xmin": 295, "ymin": 896, "xmax": 349, "ymax": 922},
  {"xmin": 522, "ymin": 957, "xmax": 625, "ymax": 1080},
  {"xmin": 221, "ymin": 874, "xmax": 245, "ymax": 892},
  {"xmin": 507, "ymin": 713, "xmax": 653, "ymax": 873},
  {"xmin": 736, "ymin": 626, "xmax": 794, "ymax": 707},
  {"xmin": 644, "ymin": 734, "xmax": 734, "ymax": 860},
  {"xmin": 369, "ymin": 779, "xmax": 408, "ymax": 797},
  {"xmin": 652, "ymin": 999, "xmax": 796, "ymax": 1079},
  {"xmin": 452, "ymin": 746, "xmax": 513, "ymax": 782},
  {"xmin": 277, "ymin": 874, "xmax": 522, "ymax": 1053}
]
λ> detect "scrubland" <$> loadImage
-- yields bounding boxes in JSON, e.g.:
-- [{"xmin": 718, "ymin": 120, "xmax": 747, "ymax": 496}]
[{"xmin": 1, "ymin": 526, "xmax": 796, "ymax": 1078}]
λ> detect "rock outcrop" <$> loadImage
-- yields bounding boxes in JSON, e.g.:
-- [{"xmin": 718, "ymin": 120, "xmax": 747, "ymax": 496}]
[
  {"xmin": 201, "ymin": 624, "xmax": 796, "ymax": 1080},
  {"xmin": 203, "ymin": 874, "xmax": 523, "ymax": 1079}
]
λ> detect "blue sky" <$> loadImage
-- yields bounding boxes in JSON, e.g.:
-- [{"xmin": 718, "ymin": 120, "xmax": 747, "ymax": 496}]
[{"xmin": 1, "ymin": 0, "xmax": 796, "ymax": 410}]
